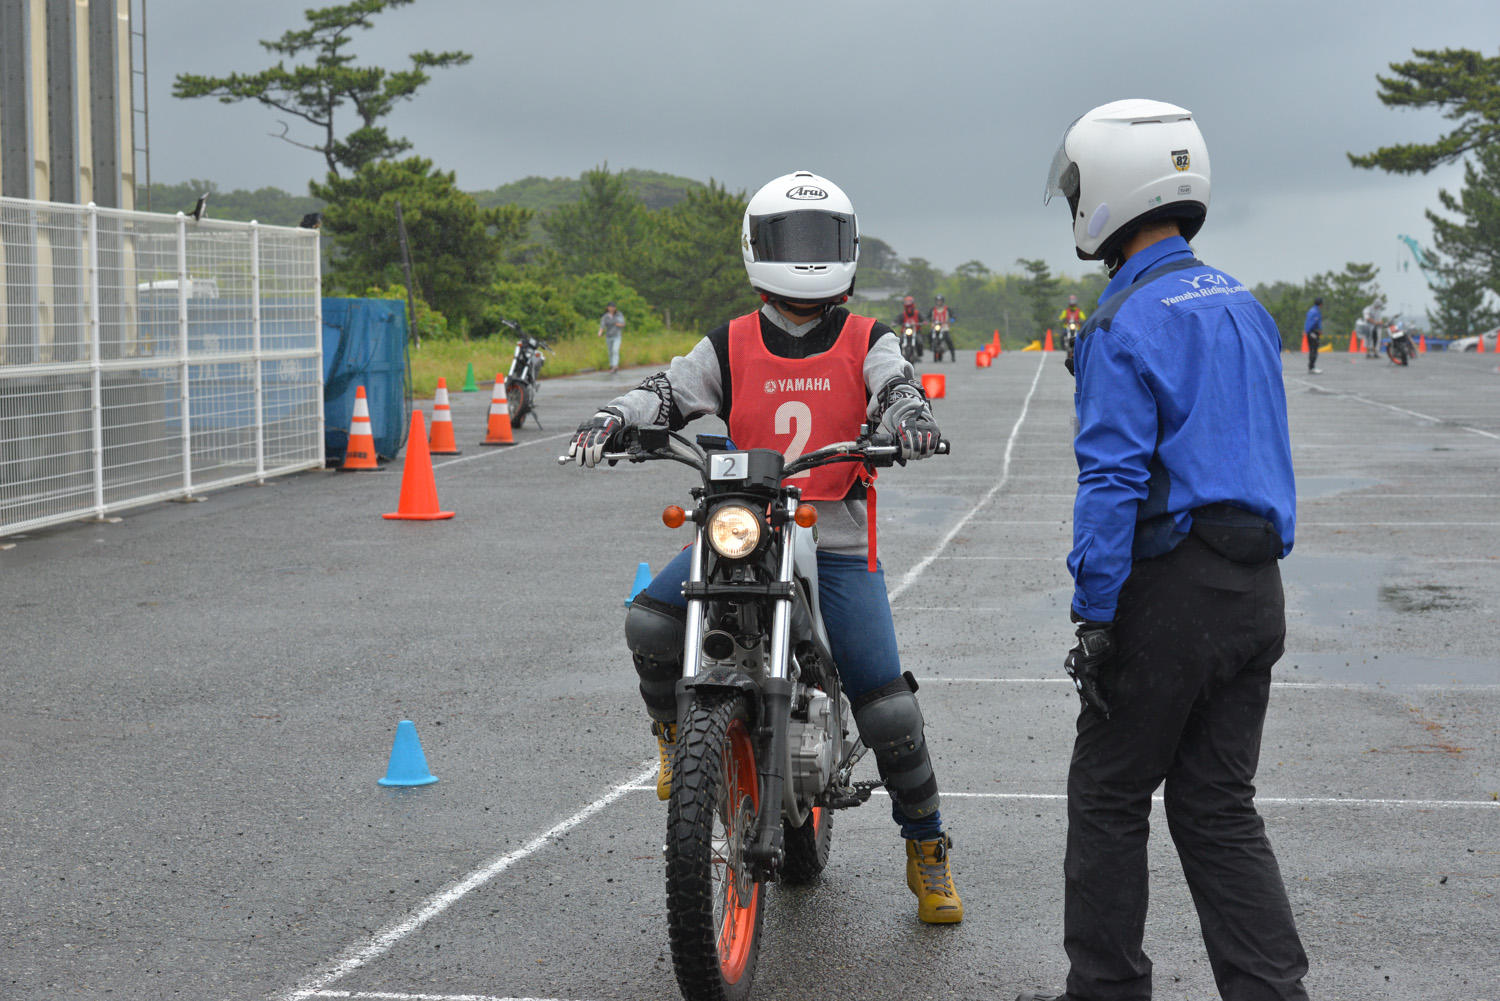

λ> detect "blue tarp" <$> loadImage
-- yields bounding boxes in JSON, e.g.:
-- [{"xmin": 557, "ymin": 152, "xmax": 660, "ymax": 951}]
[{"xmin": 322, "ymin": 298, "xmax": 410, "ymax": 463}]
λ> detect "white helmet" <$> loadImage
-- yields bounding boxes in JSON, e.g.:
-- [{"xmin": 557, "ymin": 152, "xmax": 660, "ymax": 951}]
[
  {"xmin": 741, "ymin": 170, "xmax": 859, "ymax": 304},
  {"xmin": 1044, "ymin": 99, "xmax": 1211, "ymax": 264}
]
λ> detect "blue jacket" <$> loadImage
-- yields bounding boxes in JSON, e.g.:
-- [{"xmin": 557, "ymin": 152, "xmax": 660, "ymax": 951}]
[
  {"xmin": 1068, "ymin": 236, "xmax": 1296, "ymax": 621},
  {"xmin": 1304, "ymin": 304, "xmax": 1322, "ymax": 334}
]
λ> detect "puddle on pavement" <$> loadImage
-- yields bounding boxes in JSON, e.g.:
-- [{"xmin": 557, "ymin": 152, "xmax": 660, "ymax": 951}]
[
  {"xmin": 1296, "ymin": 476, "xmax": 1382, "ymax": 500},
  {"xmin": 1277, "ymin": 651, "xmax": 1498, "ymax": 685},
  {"xmin": 1378, "ymin": 583, "xmax": 1474, "ymax": 613}
]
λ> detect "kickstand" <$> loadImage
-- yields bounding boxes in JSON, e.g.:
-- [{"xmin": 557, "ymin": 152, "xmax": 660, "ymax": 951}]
[{"xmin": 531, "ymin": 411, "xmax": 544, "ymax": 430}]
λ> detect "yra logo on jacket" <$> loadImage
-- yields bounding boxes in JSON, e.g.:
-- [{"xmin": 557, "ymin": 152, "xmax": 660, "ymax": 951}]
[
  {"xmin": 1171, "ymin": 149, "xmax": 1191, "ymax": 172},
  {"xmin": 786, "ymin": 185, "xmax": 828, "ymax": 200}
]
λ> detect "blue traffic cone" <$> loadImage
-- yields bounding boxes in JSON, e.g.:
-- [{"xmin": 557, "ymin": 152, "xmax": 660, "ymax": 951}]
[
  {"xmin": 624, "ymin": 561, "xmax": 653, "ymax": 606},
  {"xmin": 378, "ymin": 719, "xmax": 439, "ymax": 787}
]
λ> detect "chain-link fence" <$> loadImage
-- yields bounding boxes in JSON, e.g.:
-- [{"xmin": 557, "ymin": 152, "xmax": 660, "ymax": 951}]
[{"xmin": 1, "ymin": 197, "xmax": 323, "ymax": 537}]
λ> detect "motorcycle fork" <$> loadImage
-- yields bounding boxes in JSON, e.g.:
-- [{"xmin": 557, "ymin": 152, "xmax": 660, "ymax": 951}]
[{"xmin": 745, "ymin": 500, "xmax": 797, "ymax": 878}]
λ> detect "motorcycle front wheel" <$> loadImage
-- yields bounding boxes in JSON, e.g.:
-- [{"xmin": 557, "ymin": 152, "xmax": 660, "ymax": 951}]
[
  {"xmin": 666, "ymin": 695, "xmax": 765, "ymax": 1001},
  {"xmin": 506, "ymin": 380, "xmax": 533, "ymax": 428}
]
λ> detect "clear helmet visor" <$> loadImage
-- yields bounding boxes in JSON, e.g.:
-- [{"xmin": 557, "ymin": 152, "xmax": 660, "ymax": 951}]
[
  {"xmin": 747, "ymin": 210, "xmax": 857, "ymax": 263},
  {"xmin": 1043, "ymin": 116, "xmax": 1083, "ymax": 208}
]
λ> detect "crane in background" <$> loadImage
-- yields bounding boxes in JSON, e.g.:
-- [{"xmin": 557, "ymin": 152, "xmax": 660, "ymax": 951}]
[{"xmin": 1397, "ymin": 234, "xmax": 1447, "ymax": 290}]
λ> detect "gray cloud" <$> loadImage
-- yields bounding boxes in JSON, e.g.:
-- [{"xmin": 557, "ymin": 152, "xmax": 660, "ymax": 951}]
[{"xmin": 148, "ymin": 0, "xmax": 1499, "ymax": 317}]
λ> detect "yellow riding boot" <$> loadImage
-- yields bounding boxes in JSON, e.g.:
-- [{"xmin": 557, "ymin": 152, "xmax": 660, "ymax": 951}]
[
  {"xmin": 652, "ymin": 721, "xmax": 676, "ymax": 801},
  {"xmin": 906, "ymin": 834, "xmax": 964, "ymax": 924}
]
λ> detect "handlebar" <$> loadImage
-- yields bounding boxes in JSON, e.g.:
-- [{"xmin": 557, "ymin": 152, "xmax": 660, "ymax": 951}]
[{"xmin": 557, "ymin": 427, "xmax": 949, "ymax": 471}]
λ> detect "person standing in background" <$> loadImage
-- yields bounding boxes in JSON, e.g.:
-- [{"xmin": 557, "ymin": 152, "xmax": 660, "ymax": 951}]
[
  {"xmin": 1304, "ymin": 297, "xmax": 1323, "ymax": 373},
  {"xmin": 598, "ymin": 302, "xmax": 626, "ymax": 374}
]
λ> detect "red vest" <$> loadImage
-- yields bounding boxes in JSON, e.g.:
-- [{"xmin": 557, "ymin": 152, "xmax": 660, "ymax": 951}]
[
  {"xmin": 931, "ymin": 305, "xmax": 950, "ymax": 324},
  {"xmin": 726, "ymin": 311, "xmax": 874, "ymax": 502}
]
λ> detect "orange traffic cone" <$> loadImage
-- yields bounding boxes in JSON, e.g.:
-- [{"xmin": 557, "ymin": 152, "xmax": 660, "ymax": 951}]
[
  {"xmin": 1419, "ymin": 334, "xmax": 1427, "ymax": 354},
  {"xmin": 991, "ymin": 330, "xmax": 1001, "ymax": 350},
  {"xmin": 1043, "ymin": 328, "xmax": 1055, "ymax": 352},
  {"xmin": 1478, "ymin": 335, "xmax": 1488, "ymax": 354},
  {"xmin": 384, "ymin": 412, "xmax": 454, "ymax": 521},
  {"xmin": 1348, "ymin": 331, "xmax": 1360, "ymax": 353},
  {"xmin": 975, "ymin": 350, "xmax": 991, "ymax": 368},
  {"xmin": 428, "ymin": 378, "xmax": 460, "ymax": 455},
  {"xmin": 993, "ymin": 335, "xmax": 1003, "ymax": 354},
  {"xmin": 1299, "ymin": 331, "xmax": 1309, "ymax": 353},
  {"xmin": 340, "ymin": 386, "xmax": 381, "ymax": 471},
  {"xmin": 480, "ymin": 375, "xmax": 515, "ymax": 446}
]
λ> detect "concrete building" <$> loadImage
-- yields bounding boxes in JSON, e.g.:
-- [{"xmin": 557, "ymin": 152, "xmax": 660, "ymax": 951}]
[{"xmin": 1, "ymin": 0, "xmax": 139, "ymax": 208}]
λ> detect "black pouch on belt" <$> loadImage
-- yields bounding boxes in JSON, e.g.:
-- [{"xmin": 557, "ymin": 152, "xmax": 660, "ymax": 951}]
[{"xmin": 1189, "ymin": 503, "xmax": 1283, "ymax": 565}]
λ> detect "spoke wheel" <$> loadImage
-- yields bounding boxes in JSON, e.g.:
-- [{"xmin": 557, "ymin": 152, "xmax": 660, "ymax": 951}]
[
  {"xmin": 506, "ymin": 381, "xmax": 532, "ymax": 428},
  {"xmin": 666, "ymin": 696, "xmax": 764, "ymax": 1001}
]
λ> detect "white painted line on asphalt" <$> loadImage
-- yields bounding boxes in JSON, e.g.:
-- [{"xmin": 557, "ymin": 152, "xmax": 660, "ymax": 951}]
[
  {"xmin": 1300, "ymin": 521, "xmax": 1500, "ymax": 527},
  {"xmin": 617, "ymin": 785, "xmax": 1498, "ymax": 810},
  {"xmin": 932, "ymin": 555, "xmax": 1059, "ymax": 561},
  {"xmin": 1291, "ymin": 379, "xmax": 1500, "ymax": 442},
  {"xmin": 431, "ymin": 432, "xmax": 574, "ymax": 468},
  {"xmin": 278, "ymin": 764, "xmax": 656, "ymax": 1001},
  {"xmin": 917, "ymin": 677, "xmax": 1500, "ymax": 691},
  {"xmin": 308, "ymin": 993, "xmax": 582, "ymax": 1001},
  {"xmin": 889, "ymin": 353, "xmax": 1049, "ymax": 603}
]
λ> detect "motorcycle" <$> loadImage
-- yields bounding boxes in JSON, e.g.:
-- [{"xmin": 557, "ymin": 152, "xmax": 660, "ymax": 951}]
[
  {"xmin": 1061, "ymin": 318, "xmax": 1081, "ymax": 370},
  {"xmin": 899, "ymin": 321, "xmax": 922, "ymax": 364},
  {"xmin": 501, "ymin": 318, "xmax": 549, "ymax": 428},
  {"xmin": 566, "ymin": 426, "xmax": 947, "ymax": 1001},
  {"xmin": 1387, "ymin": 316, "xmax": 1413, "ymax": 367},
  {"xmin": 929, "ymin": 321, "xmax": 954, "ymax": 362}
]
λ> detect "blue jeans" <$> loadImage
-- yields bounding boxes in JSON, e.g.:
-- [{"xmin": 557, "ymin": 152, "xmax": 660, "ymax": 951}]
[
  {"xmin": 642, "ymin": 545, "xmax": 943, "ymax": 840},
  {"xmin": 606, "ymin": 334, "xmax": 621, "ymax": 369}
]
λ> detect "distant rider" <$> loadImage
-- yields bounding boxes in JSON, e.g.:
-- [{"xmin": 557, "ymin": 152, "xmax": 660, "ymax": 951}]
[
  {"xmin": 930, "ymin": 295, "xmax": 956, "ymax": 356},
  {"xmin": 896, "ymin": 295, "xmax": 925, "ymax": 359},
  {"xmin": 1304, "ymin": 297, "xmax": 1323, "ymax": 373},
  {"xmin": 567, "ymin": 170, "xmax": 963, "ymax": 924}
]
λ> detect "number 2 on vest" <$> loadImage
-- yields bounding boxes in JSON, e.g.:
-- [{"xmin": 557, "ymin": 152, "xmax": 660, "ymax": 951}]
[{"xmin": 775, "ymin": 400, "xmax": 813, "ymax": 478}]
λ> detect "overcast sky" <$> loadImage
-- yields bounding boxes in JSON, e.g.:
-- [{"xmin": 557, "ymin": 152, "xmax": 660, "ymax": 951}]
[{"xmin": 146, "ymin": 0, "xmax": 1500, "ymax": 318}]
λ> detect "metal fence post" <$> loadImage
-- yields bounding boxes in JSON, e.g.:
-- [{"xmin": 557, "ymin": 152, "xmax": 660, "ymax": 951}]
[
  {"xmin": 251, "ymin": 220, "xmax": 265, "ymax": 482},
  {"xmin": 313, "ymin": 228, "xmax": 325, "ymax": 468},
  {"xmin": 176, "ymin": 210, "xmax": 193, "ymax": 497},
  {"xmin": 87, "ymin": 203, "xmax": 106, "ymax": 518}
]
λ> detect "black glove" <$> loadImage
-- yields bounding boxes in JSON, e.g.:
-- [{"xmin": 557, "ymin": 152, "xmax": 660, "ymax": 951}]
[
  {"xmin": 875, "ymin": 379, "xmax": 941, "ymax": 461},
  {"xmin": 1064, "ymin": 619, "xmax": 1115, "ymax": 716},
  {"xmin": 567, "ymin": 407, "xmax": 626, "ymax": 467},
  {"xmin": 896, "ymin": 415, "xmax": 942, "ymax": 461}
]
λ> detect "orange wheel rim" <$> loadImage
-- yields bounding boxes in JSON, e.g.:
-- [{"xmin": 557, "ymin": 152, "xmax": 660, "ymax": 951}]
[{"xmin": 715, "ymin": 717, "xmax": 760, "ymax": 983}]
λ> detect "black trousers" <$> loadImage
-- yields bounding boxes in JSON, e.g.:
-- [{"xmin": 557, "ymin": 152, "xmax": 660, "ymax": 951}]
[
  {"xmin": 1306, "ymin": 332, "xmax": 1320, "ymax": 369},
  {"xmin": 1064, "ymin": 534, "xmax": 1309, "ymax": 1001}
]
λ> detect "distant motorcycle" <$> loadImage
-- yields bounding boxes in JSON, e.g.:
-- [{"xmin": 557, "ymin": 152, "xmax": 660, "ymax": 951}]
[
  {"xmin": 1386, "ymin": 316, "xmax": 1413, "ymax": 367},
  {"xmin": 929, "ymin": 321, "xmax": 954, "ymax": 362},
  {"xmin": 899, "ymin": 321, "xmax": 922, "ymax": 364},
  {"xmin": 501, "ymin": 318, "xmax": 549, "ymax": 428},
  {"xmin": 1061, "ymin": 318, "xmax": 1081, "ymax": 371}
]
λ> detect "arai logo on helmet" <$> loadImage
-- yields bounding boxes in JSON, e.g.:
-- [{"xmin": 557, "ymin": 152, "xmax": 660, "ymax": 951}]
[
  {"xmin": 786, "ymin": 185, "xmax": 828, "ymax": 200},
  {"xmin": 1171, "ymin": 149, "xmax": 1191, "ymax": 172}
]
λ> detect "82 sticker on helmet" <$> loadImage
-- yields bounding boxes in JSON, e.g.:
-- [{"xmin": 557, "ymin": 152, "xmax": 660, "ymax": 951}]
[{"xmin": 1171, "ymin": 149, "xmax": 1191, "ymax": 171}]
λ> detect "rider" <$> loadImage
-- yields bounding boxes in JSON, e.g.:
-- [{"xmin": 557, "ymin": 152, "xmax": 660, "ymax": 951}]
[
  {"xmin": 896, "ymin": 295, "xmax": 925, "ymax": 357},
  {"xmin": 567, "ymin": 170, "xmax": 963, "ymax": 924},
  {"xmin": 930, "ymin": 294, "xmax": 956, "ymax": 353},
  {"xmin": 1058, "ymin": 293, "xmax": 1087, "ymax": 328}
]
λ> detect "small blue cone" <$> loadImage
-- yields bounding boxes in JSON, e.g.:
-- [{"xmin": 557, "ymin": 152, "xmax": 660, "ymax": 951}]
[
  {"xmin": 625, "ymin": 561, "xmax": 653, "ymax": 606},
  {"xmin": 378, "ymin": 719, "xmax": 439, "ymax": 787}
]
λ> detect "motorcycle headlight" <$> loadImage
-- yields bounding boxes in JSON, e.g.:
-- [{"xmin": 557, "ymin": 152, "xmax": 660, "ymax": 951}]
[{"xmin": 707, "ymin": 504, "xmax": 762, "ymax": 559}]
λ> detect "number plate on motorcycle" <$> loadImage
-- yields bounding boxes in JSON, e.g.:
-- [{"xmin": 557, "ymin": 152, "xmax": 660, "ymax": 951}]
[{"xmin": 709, "ymin": 452, "xmax": 749, "ymax": 481}]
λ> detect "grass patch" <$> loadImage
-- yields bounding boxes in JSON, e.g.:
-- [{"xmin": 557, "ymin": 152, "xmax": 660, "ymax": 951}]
[{"xmin": 408, "ymin": 330, "xmax": 703, "ymax": 398}]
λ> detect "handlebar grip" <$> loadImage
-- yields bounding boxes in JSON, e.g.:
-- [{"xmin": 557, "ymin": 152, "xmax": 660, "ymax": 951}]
[{"xmin": 936, "ymin": 439, "xmax": 951, "ymax": 455}]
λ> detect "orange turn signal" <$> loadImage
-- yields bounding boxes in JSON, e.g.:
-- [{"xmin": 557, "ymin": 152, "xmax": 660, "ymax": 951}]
[
  {"xmin": 794, "ymin": 504, "xmax": 818, "ymax": 528},
  {"xmin": 662, "ymin": 505, "xmax": 686, "ymax": 528}
]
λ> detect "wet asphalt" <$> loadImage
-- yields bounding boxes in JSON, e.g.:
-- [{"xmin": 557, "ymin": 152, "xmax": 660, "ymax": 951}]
[{"xmin": 1, "ymin": 347, "xmax": 1496, "ymax": 1001}]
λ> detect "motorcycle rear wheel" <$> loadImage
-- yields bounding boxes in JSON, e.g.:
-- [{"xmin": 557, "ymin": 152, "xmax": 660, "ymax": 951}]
[
  {"xmin": 666, "ymin": 695, "xmax": 765, "ymax": 1001},
  {"xmin": 781, "ymin": 806, "xmax": 832, "ymax": 884},
  {"xmin": 506, "ymin": 380, "xmax": 533, "ymax": 428}
]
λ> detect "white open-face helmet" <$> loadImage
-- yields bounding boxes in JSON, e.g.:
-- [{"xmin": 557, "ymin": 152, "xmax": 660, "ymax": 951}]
[
  {"xmin": 1044, "ymin": 99, "xmax": 1211, "ymax": 265},
  {"xmin": 741, "ymin": 170, "xmax": 859, "ymax": 304}
]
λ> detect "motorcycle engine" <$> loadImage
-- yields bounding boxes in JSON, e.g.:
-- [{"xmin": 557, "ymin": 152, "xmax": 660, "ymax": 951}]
[{"xmin": 787, "ymin": 691, "xmax": 840, "ymax": 798}]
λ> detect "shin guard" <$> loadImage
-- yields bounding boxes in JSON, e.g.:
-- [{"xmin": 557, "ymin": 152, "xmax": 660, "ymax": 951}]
[{"xmin": 851, "ymin": 672, "xmax": 940, "ymax": 819}]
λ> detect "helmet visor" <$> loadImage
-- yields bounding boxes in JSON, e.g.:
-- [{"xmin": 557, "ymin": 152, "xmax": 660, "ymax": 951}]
[
  {"xmin": 1044, "ymin": 117, "xmax": 1083, "ymax": 210},
  {"xmin": 747, "ymin": 210, "xmax": 857, "ymax": 263}
]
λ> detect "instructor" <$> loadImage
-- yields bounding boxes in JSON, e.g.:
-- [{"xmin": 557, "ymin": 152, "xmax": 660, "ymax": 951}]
[{"xmin": 1019, "ymin": 99, "xmax": 1309, "ymax": 1001}]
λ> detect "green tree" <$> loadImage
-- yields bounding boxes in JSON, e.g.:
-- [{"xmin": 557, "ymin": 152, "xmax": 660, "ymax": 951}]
[
  {"xmin": 173, "ymin": 0, "xmax": 470, "ymax": 178},
  {"xmin": 542, "ymin": 164, "xmax": 648, "ymax": 279},
  {"xmin": 313, "ymin": 157, "xmax": 528, "ymax": 333},
  {"xmin": 1016, "ymin": 257, "xmax": 1062, "ymax": 339},
  {"xmin": 1312, "ymin": 262, "xmax": 1384, "ymax": 342},
  {"xmin": 641, "ymin": 180, "xmax": 758, "ymax": 329},
  {"xmin": 1348, "ymin": 47, "xmax": 1500, "ymax": 174},
  {"xmin": 901, "ymin": 258, "xmax": 941, "ymax": 311},
  {"xmin": 1426, "ymin": 140, "xmax": 1500, "ymax": 299},
  {"xmin": 1427, "ymin": 263, "xmax": 1499, "ymax": 340}
]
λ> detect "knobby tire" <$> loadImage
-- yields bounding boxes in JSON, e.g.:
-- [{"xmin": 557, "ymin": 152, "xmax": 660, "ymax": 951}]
[
  {"xmin": 506, "ymin": 381, "xmax": 533, "ymax": 428},
  {"xmin": 780, "ymin": 806, "xmax": 832, "ymax": 884},
  {"xmin": 666, "ymin": 695, "xmax": 765, "ymax": 1001}
]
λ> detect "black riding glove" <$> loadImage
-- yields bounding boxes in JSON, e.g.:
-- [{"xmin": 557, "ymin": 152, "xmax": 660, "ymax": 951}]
[
  {"xmin": 567, "ymin": 407, "xmax": 625, "ymax": 467},
  {"xmin": 1064, "ymin": 618, "xmax": 1115, "ymax": 716},
  {"xmin": 875, "ymin": 379, "xmax": 941, "ymax": 462}
]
